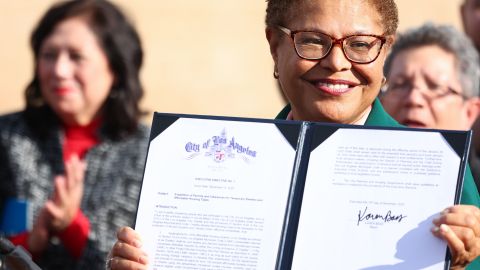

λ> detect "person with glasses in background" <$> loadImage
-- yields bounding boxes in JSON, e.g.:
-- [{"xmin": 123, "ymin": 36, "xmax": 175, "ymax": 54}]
[
  {"xmin": 461, "ymin": 0, "xmax": 480, "ymax": 185},
  {"xmin": 107, "ymin": 1, "xmax": 480, "ymax": 269},
  {"xmin": 380, "ymin": 23, "xmax": 480, "ymax": 189}
]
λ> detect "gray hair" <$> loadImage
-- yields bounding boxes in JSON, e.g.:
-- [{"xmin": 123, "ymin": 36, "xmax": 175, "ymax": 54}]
[{"xmin": 384, "ymin": 23, "xmax": 480, "ymax": 98}]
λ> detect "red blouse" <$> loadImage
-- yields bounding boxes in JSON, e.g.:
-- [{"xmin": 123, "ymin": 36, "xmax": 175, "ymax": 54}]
[{"xmin": 10, "ymin": 119, "xmax": 101, "ymax": 260}]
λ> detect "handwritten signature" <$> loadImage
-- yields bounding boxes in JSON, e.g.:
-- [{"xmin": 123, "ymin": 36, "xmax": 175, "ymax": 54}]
[{"xmin": 357, "ymin": 206, "xmax": 406, "ymax": 226}]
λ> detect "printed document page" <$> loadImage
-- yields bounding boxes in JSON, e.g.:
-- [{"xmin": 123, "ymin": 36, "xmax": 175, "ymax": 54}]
[
  {"xmin": 135, "ymin": 117, "xmax": 296, "ymax": 270},
  {"xmin": 291, "ymin": 128, "xmax": 461, "ymax": 270}
]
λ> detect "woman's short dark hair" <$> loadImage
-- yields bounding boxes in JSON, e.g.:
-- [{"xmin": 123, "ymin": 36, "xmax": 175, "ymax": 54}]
[
  {"xmin": 265, "ymin": 0, "xmax": 398, "ymax": 36},
  {"xmin": 25, "ymin": 0, "xmax": 145, "ymax": 140}
]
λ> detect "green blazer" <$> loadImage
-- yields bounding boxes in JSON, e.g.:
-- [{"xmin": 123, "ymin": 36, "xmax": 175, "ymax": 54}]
[{"xmin": 277, "ymin": 98, "xmax": 480, "ymax": 269}]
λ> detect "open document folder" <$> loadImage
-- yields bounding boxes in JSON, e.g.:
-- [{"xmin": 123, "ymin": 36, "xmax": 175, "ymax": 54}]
[{"xmin": 134, "ymin": 112, "xmax": 470, "ymax": 270}]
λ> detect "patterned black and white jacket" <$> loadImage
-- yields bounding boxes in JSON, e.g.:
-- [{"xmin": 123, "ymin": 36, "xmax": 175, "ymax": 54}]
[{"xmin": 0, "ymin": 111, "xmax": 150, "ymax": 270}]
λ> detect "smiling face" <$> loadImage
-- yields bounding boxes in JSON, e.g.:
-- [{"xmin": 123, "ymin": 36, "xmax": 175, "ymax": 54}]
[
  {"xmin": 381, "ymin": 45, "xmax": 479, "ymax": 130},
  {"xmin": 38, "ymin": 16, "xmax": 114, "ymax": 126},
  {"xmin": 266, "ymin": 0, "xmax": 391, "ymax": 124}
]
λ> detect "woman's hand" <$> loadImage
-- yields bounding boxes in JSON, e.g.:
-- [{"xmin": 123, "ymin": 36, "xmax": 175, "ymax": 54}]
[
  {"xmin": 432, "ymin": 205, "xmax": 480, "ymax": 270},
  {"xmin": 107, "ymin": 226, "xmax": 148, "ymax": 270},
  {"xmin": 45, "ymin": 155, "xmax": 86, "ymax": 232}
]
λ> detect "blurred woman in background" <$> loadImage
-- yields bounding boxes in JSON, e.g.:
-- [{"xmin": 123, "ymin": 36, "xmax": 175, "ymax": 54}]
[{"xmin": 0, "ymin": 0, "xmax": 149, "ymax": 269}]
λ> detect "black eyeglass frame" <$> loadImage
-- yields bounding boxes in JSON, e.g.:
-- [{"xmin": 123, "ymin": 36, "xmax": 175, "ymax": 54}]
[
  {"xmin": 276, "ymin": 25, "xmax": 387, "ymax": 64},
  {"xmin": 384, "ymin": 82, "xmax": 470, "ymax": 100}
]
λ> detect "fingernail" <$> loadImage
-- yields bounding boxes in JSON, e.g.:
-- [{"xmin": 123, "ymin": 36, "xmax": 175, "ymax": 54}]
[
  {"xmin": 431, "ymin": 226, "xmax": 440, "ymax": 233},
  {"xmin": 440, "ymin": 224, "xmax": 449, "ymax": 233},
  {"xmin": 133, "ymin": 239, "xmax": 142, "ymax": 248},
  {"xmin": 139, "ymin": 255, "xmax": 148, "ymax": 264}
]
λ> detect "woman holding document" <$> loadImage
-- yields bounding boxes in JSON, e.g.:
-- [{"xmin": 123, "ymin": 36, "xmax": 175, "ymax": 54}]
[{"xmin": 107, "ymin": 0, "xmax": 480, "ymax": 269}]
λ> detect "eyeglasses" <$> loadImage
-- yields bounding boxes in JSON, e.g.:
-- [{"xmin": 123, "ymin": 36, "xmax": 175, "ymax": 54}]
[
  {"xmin": 384, "ymin": 80, "xmax": 468, "ymax": 100},
  {"xmin": 276, "ymin": 25, "xmax": 387, "ymax": 64}
]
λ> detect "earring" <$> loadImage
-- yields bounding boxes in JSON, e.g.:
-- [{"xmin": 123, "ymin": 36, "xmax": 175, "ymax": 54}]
[
  {"xmin": 273, "ymin": 66, "xmax": 279, "ymax": 79},
  {"xmin": 381, "ymin": 76, "xmax": 387, "ymax": 86},
  {"xmin": 380, "ymin": 76, "xmax": 388, "ymax": 93}
]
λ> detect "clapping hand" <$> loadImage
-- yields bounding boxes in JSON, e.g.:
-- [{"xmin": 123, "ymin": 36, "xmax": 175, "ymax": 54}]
[
  {"xmin": 27, "ymin": 155, "xmax": 86, "ymax": 253},
  {"xmin": 45, "ymin": 155, "xmax": 86, "ymax": 232}
]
